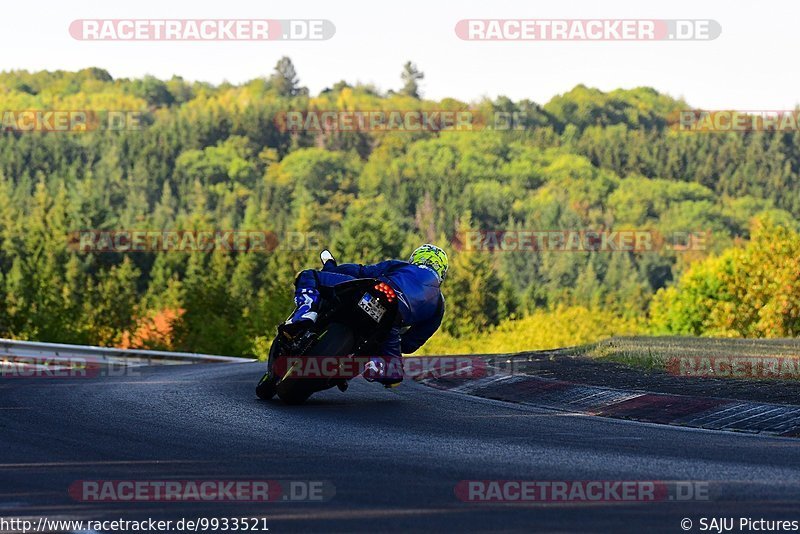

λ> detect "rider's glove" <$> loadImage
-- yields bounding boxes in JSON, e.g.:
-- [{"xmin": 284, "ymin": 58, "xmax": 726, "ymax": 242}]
[
  {"xmin": 363, "ymin": 357, "xmax": 403, "ymax": 388},
  {"xmin": 363, "ymin": 358, "xmax": 385, "ymax": 383}
]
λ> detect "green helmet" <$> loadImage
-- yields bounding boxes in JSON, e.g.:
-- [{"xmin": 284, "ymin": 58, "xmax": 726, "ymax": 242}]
[{"xmin": 409, "ymin": 244, "xmax": 449, "ymax": 281}]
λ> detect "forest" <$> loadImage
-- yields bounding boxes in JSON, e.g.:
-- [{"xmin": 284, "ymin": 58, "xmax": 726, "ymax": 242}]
[{"xmin": 1, "ymin": 59, "xmax": 798, "ymax": 357}]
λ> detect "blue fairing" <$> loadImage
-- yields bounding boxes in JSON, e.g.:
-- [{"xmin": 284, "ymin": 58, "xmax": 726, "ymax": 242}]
[{"xmin": 320, "ymin": 260, "xmax": 445, "ymax": 354}]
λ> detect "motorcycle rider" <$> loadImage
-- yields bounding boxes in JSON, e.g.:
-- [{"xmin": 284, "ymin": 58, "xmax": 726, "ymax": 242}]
[{"xmin": 282, "ymin": 244, "xmax": 448, "ymax": 387}]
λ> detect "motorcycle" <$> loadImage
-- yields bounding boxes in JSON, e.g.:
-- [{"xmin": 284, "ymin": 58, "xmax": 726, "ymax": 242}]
[{"xmin": 255, "ymin": 251, "xmax": 399, "ymax": 405}]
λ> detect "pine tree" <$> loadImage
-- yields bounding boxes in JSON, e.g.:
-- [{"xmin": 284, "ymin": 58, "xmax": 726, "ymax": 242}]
[
  {"xmin": 400, "ymin": 61, "xmax": 424, "ymax": 98},
  {"xmin": 270, "ymin": 57, "xmax": 305, "ymax": 97}
]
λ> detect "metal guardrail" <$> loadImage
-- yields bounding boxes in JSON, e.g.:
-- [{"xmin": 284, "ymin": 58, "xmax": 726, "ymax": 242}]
[{"xmin": 0, "ymin": 338, "xmax": 254, "ymax": 365}]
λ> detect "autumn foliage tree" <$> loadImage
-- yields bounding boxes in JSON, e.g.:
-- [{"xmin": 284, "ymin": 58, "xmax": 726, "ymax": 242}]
[
  {"xmin": 1, "ymin": 66, "xmax": 800, "ymax": 355},
  {"xmin": 650, "ymin": 218, "xmax": 800, "ymax": 337}
]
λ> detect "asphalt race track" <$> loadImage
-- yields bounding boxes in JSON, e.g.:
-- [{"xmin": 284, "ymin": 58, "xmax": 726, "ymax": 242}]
[{"xmin": 2, "ymin": 362, "xmax": 800, "ymax": 533}]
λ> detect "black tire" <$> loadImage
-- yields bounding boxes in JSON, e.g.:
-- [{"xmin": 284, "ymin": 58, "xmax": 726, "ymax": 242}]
[
  {"xmin": 255, "ymin": 341, "xmax": 280, "ymax": 400},
  {"xmin": 277, "ymin": 323, "xmax": 355, "ymax": 405},
  {"xmin": 276, "ymin": 386, "xmax": 312, "ymax": 405},
  {"xmin": 255, "ymin": 372, "xmax": 277, "ymax": 400}
]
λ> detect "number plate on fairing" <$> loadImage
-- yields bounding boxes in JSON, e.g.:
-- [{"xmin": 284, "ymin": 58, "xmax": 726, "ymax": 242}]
[{"xmin": 358, "ymin": 292, "xmax": 386, "ymax": 322}]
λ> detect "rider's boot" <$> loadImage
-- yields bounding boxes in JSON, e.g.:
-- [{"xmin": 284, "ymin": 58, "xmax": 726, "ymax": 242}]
[{"xmin": 281, "ymin": 288, "xmax": 320, "ymax": 337}]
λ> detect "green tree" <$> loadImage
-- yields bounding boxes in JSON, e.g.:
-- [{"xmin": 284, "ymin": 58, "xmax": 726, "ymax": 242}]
[
  {"xmin": 442, "ymin": 250, "xmax": 502, "ymax": 337},
  {"xmin": 650, "ymin": 219, "xmax": 800, "ymax": 337},
  {"xmin": 441, "ymin": 215, "xmax": 501, "ymax": 336},
  {"xmin": 83, "ymin": 258, "xmax": 141, "ymax": 346},
  {"xmin": 332, "ymin": 196, "xmax": 409, "ymax": 263}
]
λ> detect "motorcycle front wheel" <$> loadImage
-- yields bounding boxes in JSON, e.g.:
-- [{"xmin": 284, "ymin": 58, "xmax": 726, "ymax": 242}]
[
  {"xmin": 255, "ymin": 341, "xmax": 281, "ymax": 400},
  {"xmin": 276, "ymin": 322, "xmax": 355, "ymax": 405}
]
